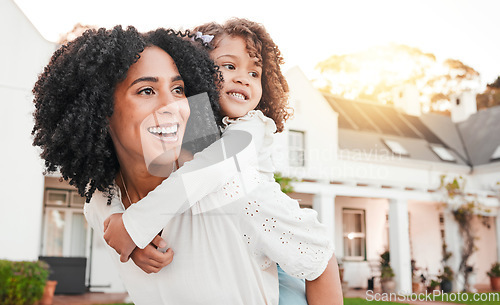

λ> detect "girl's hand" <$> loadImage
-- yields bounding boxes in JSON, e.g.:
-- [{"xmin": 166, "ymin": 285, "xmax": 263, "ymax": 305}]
[
  {"xmin": 130, "ymin": 235, "xmax": 174, "ymax": 274},
  {"xmin": 103, "ymin": 213, "xmax": 137, "ymax": 262}
]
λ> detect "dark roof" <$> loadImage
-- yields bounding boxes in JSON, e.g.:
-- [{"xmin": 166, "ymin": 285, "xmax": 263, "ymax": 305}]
[
  {"xmin": 457, "ymin": 105, "xmax": 500, "ymax": 166},
  {"xmin": 323, "ymin": 94, "xmax": 482, "ymax": 166}
]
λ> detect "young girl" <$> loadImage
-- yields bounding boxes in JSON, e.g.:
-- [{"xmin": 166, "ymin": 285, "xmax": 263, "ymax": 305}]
[{"xmin": 99, "ymin": 19, "xmax": 342, "ymax": 304}]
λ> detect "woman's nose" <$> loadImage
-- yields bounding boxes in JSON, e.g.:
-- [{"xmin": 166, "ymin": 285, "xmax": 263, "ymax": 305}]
[{"xmin": 157, "ymin": 93, "xmax": 181, "ymax": 114}]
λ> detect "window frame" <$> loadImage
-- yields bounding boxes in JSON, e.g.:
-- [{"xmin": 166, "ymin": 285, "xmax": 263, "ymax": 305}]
[
  {"xmin": 342, "ymin": 208, "xmax": 367, "ymax": 261},
  {"xmin": 288, "ymin": 130, "xmax": 306, "ymax": 167}
]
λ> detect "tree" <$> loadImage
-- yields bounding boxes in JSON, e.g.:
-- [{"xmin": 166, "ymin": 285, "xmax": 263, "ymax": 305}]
[
  {"xmin": 476, "ymin": 76, "xmax": 500, "ymax": 110},
  {"xmin": 58, "ymin": 23, "xmax": 95, "ymax": 45},
  {"xmin": 314, "ymin": 44, "xmax": 481, "ymax": 114}
]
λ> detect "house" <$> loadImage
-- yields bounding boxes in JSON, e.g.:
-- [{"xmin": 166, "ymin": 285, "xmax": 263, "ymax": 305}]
[
  {"xmin": 0, "ymin": 0, "xmax": 125, "ymax": 292},
  {"xmin": 1, "ymin": 0, "xmax": 499, "ymax": 295},
  {"xmin": 281, "ymin": 66, "xmax": 500, "ymax": 292}
]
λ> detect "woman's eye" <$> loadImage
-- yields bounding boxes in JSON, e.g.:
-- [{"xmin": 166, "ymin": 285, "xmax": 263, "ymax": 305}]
[
  {"xmin": 138, "ymin": 87, "xmax": 154, "ymax": 95},
  {"xmin": 223, "ymin": 64, "xmax": 235, "ymax": 70},
  {"xmin": 249, "ymin": 71, "xmax": 259, "ymax": 78},
  {"xmin": 173, "ymin": 86, "xmax": 185, "ymax": 95}
]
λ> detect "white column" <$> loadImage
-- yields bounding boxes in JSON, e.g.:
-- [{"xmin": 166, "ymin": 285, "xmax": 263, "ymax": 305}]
[
  {"xmin": 313, "ymin": 190, "xmax": 336, "ymax": 245},
  {"xmin": 388, "ymin": 198, "xmax": 412, "ymax": 294},
  {"xmin": 443, "ymin": 208, "xmax": 462, "ymax": 292}
]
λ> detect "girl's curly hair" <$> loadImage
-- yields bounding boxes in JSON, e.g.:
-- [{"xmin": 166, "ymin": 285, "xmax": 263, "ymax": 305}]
[
  {"xmin": 194, "ymin": 18, "xmax": 292, "ymax": 132},
  {"xmin": 32, "ymin": 25, "xmax": 221, "ymax": 202}
]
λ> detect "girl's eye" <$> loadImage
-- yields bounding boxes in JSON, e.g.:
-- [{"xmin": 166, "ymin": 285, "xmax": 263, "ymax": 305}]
[
  {"xmin": 138, "ymin": 87, "xmax": 154, "ymax": 95},
  {"xmin": 173, "ymin": 86, "xmax": 185, "ymax": 95},
  {"xmin": 249, "ymin": 71, "xmax": 259, "ymax": 78},
  {"xmin": 222, "ymin": 64, "xmax": 235, "ymax": 70}
]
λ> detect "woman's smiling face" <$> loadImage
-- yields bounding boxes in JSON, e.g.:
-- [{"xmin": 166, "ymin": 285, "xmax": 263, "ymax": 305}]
[{"xmin": 109, "ymin": 46, "xmax": 190, "ymax": 175}]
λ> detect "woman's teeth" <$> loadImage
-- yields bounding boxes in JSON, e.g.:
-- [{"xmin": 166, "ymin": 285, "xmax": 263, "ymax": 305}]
[
  {"xmin": 148, "ymin": 125, "xmax": 178, "ymax": 136},
  {"xmin": 228, "ymin": 92, "xmax": 246, "ymax": 100}
]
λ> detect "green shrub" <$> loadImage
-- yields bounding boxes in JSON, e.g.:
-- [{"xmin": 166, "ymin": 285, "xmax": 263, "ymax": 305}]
[{"xmin": 0, "ymin": 259, "xmax": 49, "ymax": 305}]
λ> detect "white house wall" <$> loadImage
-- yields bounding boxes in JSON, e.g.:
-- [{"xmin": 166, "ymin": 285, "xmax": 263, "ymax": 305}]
[
  {"xmin": 469, "ymin": 215, "xmax": 498, "ymax": 285},
  {"xmin": 0, "ymin": 0, "xmax": 56, "ymax": 261},
  {"xmin": 407, "ymin": 201, "xmax": 442, "ymax": 281},
  {"xmin": 276, "ymin": 66, "xmax": 338, "ymax": 181}
]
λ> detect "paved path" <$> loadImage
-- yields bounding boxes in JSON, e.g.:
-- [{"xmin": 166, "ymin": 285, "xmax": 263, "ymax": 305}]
[{"xmin": 52, "ymin": 292, "xmax": 129, "ymax": 305}]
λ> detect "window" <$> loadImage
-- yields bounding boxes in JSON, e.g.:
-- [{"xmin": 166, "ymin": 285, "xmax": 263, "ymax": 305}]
[
  {"xmin": 343, "ymin": 209, "xmax": 366, "ymax": 259},
  {"xmin": 289, "ymin": 130, "xmax": 305, "ymax": 167},
  {"xmin": 430, "ymin": 145, "xmax": 456, "ymax": 162},
  {"xmin": 41, "ymin": 189, "xmax": 90, "ymax": 257},
  {"xmin": 491, "ymin": 145, "xmax": 500, "ymax": 161},
  {"xmin": 382, "ymin": 139, "xmax": 409, "ymax": 156}
]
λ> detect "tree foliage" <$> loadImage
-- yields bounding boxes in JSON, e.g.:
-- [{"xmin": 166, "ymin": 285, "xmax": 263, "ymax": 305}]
[
  {"xmin": 314, "ymin": 44, "xmax": 481, "ymax": 113},
  {"xmin": 58, "ymin": 23, "xmax": 95, "ymax": 45},
  {"xmin": 476, "ymin": 76, "xmax": 500, "ymax": 110}
]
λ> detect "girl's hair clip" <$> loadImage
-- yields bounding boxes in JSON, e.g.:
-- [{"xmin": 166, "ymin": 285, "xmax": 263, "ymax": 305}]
[{"xmin": 191, "ymin": 31, "xmax": 214, "ymax": 44}]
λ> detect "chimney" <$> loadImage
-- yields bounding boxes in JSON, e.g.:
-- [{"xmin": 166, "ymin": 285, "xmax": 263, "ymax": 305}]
[
  {"xmin": 450, "ymin": 91, "xmax": 477, "ymax": 122},
  {"xmin": 393, "ymin": 85, "xmax": 422, "ymax": 116}
]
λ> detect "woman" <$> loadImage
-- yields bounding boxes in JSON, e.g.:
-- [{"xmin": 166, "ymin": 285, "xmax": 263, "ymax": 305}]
[{"xmin": 32, "ymin": 26, "xmax": 224, "ymax": 303}]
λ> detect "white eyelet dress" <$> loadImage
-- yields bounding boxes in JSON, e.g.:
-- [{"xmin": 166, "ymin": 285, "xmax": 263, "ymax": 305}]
[{"xmin": 84, "ymin": 110, "xmax": 334, "ymax": 305}]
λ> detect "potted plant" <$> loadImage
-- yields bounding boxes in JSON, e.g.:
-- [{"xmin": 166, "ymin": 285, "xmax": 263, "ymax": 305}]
[
  {"xmin": 487, "ymin": 262, "xmax": 500, "ymax": 291},
  {"xmin": 411, "ymin": 259, "xmax": 422, "ymax": 293},
  {"xmin": 438, "ymin": 265, "xmax": 454, "ymax": 293},
  {"xmin": 438, "ymin": 242, "xmax": 454, "ymax": 293},
  {"xmin": 39, "ymin": 279, "xmax": 58, "ymax": 305},
  {"xmin": 427, "ymin": 279, "xmax": 440, "ymax": 293},
  {"xmin": 380, "ymin": 251, "xmax": 396, "ymax": 293}
]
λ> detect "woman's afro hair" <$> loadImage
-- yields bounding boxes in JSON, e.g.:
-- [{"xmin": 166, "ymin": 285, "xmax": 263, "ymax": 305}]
[{"xmin": 32, "ymin": 25, "xmax": 221, "ymax": 202}]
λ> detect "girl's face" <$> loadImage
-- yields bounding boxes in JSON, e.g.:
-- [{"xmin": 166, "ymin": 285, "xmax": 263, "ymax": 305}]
[
  {"xmin": 210, "ymin": 35, "xmax": 263, "ymax": 118},
  {"xmin": 109, "ymin": 46, "xmax": 190, "ymax": 174}
]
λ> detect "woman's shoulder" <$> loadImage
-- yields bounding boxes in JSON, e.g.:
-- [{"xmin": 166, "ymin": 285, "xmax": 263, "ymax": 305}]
[{"xmin": 222, "ymin": 110, "xmax": 277, "ymax": 134}]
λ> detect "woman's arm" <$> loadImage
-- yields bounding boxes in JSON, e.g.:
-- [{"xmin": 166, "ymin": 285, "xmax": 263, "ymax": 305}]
[{"xmin": 306, "ymin": 255, "xmax": 344, "ymax": 305}]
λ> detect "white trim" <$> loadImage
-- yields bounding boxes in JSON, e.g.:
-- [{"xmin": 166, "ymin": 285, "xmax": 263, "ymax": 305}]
[
  {"xmin": 293, "ymin": 181, "xmax": 438, "ymax": 201},
  {"xmin": 473, "ymin": 162, "xmax": 500, "ymax": 174},
  {"xmin": 337, "ymin": 149, "xmax": 471, "ymax": 172}
]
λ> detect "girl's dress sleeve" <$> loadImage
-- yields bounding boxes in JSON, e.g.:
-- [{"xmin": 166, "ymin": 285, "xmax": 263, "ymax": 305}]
[
  {"xmin": 83, "ymin": 191, "xmax": 124, "ymax": 233},
  {"xmin": 122, "ymin": 111, "xmax": 270, "ymax": 249},
  {"xmin": 239, "ymin": 176, "xmax": 334, "ymax": 281}
]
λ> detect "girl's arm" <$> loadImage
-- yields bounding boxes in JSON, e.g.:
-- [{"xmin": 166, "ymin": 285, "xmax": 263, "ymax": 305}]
[
  {"xmin": 306, "ymin": 256, "xmax": 344, "ymax": 305},
  {"xmin": 106, "ymin": 116, "xmax": 268, "ymax": 260},
  {"xmin": 84, "ymin": 193, "xmax": 173, "ymax": 272},
  {"xmin": 239, "ymin": 179, "xmax": 338, "ymax": 289}
]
